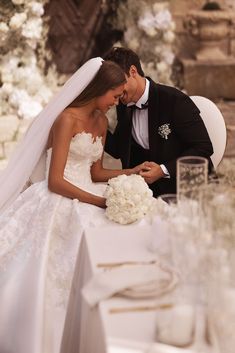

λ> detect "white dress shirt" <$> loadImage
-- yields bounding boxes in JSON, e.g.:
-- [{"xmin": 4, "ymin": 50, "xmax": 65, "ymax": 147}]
[{"xmin": 128, "ymin": 79, "xmax": 170, "ymax": 177}]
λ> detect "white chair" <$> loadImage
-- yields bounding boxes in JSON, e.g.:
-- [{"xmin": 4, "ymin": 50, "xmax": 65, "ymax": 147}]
[{"xmin": 190, "ymin": 95, "xmax": 227, "ymax": 169}]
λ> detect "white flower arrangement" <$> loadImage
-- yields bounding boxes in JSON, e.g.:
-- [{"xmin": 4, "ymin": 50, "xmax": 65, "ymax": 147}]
[
  {"xmin": 111, "ymin": 0, "xmax": 175, "ymax": 85},
  {"xmin": 0, "ymin": 0, "xmax": 62, "ymax": 163},
  {"xmin": 0, "ymin": 0, "xmax": 61, "ymax": 132},
  {"xmin": 105, "ymin": 174, "xmax": 154, "ymax": 225}
]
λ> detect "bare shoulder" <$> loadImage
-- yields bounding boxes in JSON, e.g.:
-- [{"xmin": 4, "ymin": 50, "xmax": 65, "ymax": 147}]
[
  {"xmin": 47, "ymin": 111, "xmax": 76, "ymax": 148},
  {"xmin": 53, "ymin": 110, "xmax": 76, "ymax": 133}
]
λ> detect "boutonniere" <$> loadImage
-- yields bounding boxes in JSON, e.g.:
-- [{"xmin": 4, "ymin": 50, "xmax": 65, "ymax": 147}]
[{"xmin": 158, "ymin": 123, "xmax": 171, "ymax": 140}]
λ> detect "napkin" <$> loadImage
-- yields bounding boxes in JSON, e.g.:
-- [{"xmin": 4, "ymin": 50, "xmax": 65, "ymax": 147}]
[{"xmin": 82, "ymin": 263, "xmax": 178, "ymax": 308}]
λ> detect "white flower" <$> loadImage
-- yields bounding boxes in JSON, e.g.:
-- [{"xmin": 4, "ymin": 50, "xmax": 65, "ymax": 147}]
[
  {"xmin": 9, "ymin": 12, "xmax": 27, "ymax": 30},
  {"xmin": 128, "ymin": 38, "xmax": 139, "ymax": 51},
  {"xmin": 138, "ymin": 12, "xmax": 157, "ymax": 37},
  {"xmin": 163, "ymin": 30, "xmax": 175, "ymax": 44},
  {"xmin": 161, "ymin": 50, "xmax": 175, "ymax": 66},
  {"xmin": 22, "ymin": 18, "xmax": 43, "ymax": 39},
  {"xmin": 156, "ymin": 61, "xmax": 168, "ymax": 73},
  {"xmin": 12, "ymin": 0, "xmax": 25, "ymax": 4},
  {"xmin": 29, "ymin": 1, "xmax": 44, "ymax": 16},
  {"xmin": 154, "ymin": 9, "xmax": 172, "ymax": 30},
  {"xmin": 0, "ymin": 22, "xmax": 9, "ymax": 34},
  {"xmin": 105, "ymin": 174, "xmax": 154, "ymax": 224},
  {"xmin": 158, "ymin": 123, "xmax": 172, "ymax": 140},
  {"xmin": 18, "ymin": 100, "xmax": 42, "ymax": 119},
  {"xmin": 8, "ymin": 88, "xmax": 30, "ymax": 108},
  {"xmin": 0, "ymin": 83, "xmax": 14, "ymax": 97}
]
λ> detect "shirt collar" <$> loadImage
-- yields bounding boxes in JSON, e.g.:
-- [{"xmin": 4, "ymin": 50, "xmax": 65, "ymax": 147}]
[{"xmin": 127, "ymin": 78, "xmax": 149, "ymax": 108}]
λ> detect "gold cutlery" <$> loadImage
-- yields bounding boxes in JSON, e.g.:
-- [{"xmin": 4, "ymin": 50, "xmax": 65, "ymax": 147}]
[
  {"xmin": 97, "ymin": 260, "xmax": 158, "ymax": 268},
  {"xmin": 109, "ymin": 303, "xmax": 173, "ymax": 314}
]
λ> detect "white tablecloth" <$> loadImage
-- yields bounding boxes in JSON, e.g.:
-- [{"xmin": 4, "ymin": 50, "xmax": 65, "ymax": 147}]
[{"xmin": 60, "ymin": 223, "xmax": 208, "ymax": 353}]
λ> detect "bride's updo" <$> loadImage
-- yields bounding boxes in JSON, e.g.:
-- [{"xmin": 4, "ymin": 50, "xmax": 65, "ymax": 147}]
[{"xmin": 74, "ymin": 60, "xmax": 126, "ymax": 107}]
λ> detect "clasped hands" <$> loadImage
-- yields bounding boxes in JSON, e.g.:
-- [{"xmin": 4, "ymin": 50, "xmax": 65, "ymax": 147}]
[{"xmin": 132, "ymin": 161, "xmax": 165, "ymax": 184}]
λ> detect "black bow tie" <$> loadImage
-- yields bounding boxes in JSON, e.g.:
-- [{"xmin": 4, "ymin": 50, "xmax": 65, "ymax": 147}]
[{"xmin": 131, "ymin": 101, "xmax": 148, "ymax": 110}]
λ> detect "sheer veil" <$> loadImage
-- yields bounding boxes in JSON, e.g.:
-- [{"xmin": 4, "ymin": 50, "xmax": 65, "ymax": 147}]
[{"xmin": 0, "ymin": 57, "xmax": 103, "ymax": 213}]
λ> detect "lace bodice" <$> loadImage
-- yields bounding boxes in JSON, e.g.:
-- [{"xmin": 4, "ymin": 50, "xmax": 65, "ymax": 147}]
[{"xmin": 46, "ymin": 132, "xmax": 103, "ymax": 188}]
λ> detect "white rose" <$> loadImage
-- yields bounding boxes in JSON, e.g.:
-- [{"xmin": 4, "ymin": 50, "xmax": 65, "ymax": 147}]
[
  {"xmin": 29, "ymin": 1, "xmax": 44, "ymax": 16},
  {"xmin": 1, "ymin": 83, "xmax": 14, "ymax": 97},
  {"xmin": 8, "ymin": 89, "xmax": 29, "ymax": 109},
  {"xmin": 163, "ymin": 31, "xmax": 175, "ymax": 44},
  {"xmin": 9, "ymin": 12, "xmax": 27, "ymax": 30},
  {"xmin": 18, "ymin": 100, "xmax": 42, "ymax": 119},
  {"xmin": 12, "ymin": 0, "xmax": 25, "ymax": 5},
  {"xmin": 105, "ymin": 175, "xmax": 154, "ymax": 224},
  {"xmin": 22, "ymin": 18, "xmax": 42, "ymax": 39},
  {"xmin": 157, "ymin": 61, "xmax": 168, "ymax": 73},
  {"xmin": 162, "ymin": 50, "xmax": 175, "ymax": 65},
  {"xmin": 145, "ymin": 27, "xmax": 157, "ymax": 37},
  {"xmin": 128, "ymin": 38, "xmax": 139, "ymax": 51},
  {"xmin": 154, "ymin": 10, "xmax": 172, "ymax": 30},
  {"xmin": 0, "ymin": 22, "xmax": 9, "ymax": 34}
]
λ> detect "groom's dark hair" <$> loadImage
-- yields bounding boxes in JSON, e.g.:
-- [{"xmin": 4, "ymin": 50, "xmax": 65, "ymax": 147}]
[{"xmin": 104, "ymin": 47, "xmax": 145, "ymax": 77}]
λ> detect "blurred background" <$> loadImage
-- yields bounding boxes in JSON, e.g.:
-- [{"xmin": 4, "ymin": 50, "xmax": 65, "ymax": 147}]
[{"xmin": 0, "ymin": 0, "xmax": 235, "ymax": 174}]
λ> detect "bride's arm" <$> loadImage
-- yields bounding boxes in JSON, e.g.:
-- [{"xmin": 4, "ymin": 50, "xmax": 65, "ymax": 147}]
[
  {"xmin": 91, "ymin": 118, "xmax": 147, "ymax": 182},
  {"xmin": 48, "ymin": 114, "xmax": 106, "ymax": 208}
]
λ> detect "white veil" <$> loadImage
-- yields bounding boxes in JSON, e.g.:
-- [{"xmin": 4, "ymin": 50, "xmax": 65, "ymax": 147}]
[{"xmin": 0, "ymin": 57, "xmax": 103, "ymax": 213}]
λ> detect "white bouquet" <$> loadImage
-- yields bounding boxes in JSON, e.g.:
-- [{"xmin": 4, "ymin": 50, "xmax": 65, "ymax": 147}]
[{"xmin": 105, "ymin": 174, "xmax": 154, "ymax": 225}]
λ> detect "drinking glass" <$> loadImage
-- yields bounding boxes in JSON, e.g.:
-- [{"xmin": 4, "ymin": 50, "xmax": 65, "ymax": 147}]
[
  {"xmin": 159, "ymin": 193, "xmax": 177, "ymax": 205},
  {"xmin": 177, "ymin": 156, "xmax": 208, "ymax": 202}
]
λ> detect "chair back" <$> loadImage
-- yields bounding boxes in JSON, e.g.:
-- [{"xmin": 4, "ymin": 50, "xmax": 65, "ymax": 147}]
[{"xmin": 190, "ymin": 96, "xmax": 227, "ymax": 169}]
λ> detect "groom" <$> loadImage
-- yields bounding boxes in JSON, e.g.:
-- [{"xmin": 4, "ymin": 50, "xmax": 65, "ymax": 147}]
[{"xmin": 104, "ymin": 47, "xmax": 213, "ymax": 197}]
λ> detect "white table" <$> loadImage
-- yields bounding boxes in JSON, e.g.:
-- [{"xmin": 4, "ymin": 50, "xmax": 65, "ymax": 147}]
[{"xmin": 60, "ymin": 223, "xmax": 210, "ymax": 353}]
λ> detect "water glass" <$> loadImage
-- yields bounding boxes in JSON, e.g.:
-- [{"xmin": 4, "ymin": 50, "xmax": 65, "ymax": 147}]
[
  {"xmin": 177, "ymin": 156, "xmax": 208, "ymax": 201},
  {"xmin": 159, "ymin": 193, "xmax": 177, "ymax": 205}
]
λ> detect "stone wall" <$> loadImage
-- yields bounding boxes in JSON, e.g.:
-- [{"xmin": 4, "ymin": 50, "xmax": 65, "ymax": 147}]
[{"xmin": 170, "ymin": 0, "xmax": 235, "ymax": 59}]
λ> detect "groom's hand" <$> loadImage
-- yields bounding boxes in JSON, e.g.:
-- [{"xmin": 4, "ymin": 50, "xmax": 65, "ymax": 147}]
[
  {"xmin": 132, "ymin": 162, "xmax": 151, "ymax": 174},
  {"xmin": 139, "ymin": 162, "xmax": 165, "ymax": 184}
]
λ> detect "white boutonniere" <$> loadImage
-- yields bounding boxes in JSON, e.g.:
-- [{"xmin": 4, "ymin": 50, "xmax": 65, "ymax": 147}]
[{"xmin": 158, "ymin": 123, "xmax": 171, "ymax": 140}]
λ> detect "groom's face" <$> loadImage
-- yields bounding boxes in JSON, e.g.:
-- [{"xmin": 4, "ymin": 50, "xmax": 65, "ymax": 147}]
[{"xmin": 120, "ymin": 66, "xmax": 138, "ymax": 105}]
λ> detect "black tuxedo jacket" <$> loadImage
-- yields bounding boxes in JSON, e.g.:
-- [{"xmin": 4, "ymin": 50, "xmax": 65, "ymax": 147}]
[{"xmin": 105, "ymin": 79, "xmax": 213, "ymax": 196}]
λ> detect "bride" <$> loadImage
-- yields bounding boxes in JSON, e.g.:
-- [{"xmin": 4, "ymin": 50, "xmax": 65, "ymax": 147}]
[{"xmin": 0, "ymin": 58, "xmax": 145, "ymax": 353}]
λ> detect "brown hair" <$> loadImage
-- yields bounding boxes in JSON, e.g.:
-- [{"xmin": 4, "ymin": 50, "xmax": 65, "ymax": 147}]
[
  {"xmin": 73, "ymin": 60, "xmax": 126, "ymax": 107},
  {"xmin": 104, "ymin": 47, "xmax": 145, "ymax": 77}
]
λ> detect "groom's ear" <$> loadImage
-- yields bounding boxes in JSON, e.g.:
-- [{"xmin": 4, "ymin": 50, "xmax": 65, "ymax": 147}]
[{"xmin": 129, "ymin": 65, "xmax": 138, "ymax": 77}]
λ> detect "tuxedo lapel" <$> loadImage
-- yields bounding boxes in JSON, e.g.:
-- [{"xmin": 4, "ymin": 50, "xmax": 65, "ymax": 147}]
[
  {"xmin": 117, "ymin": 104, "xmax": 133, "ymax": 167},
  {"xmin": 148, "ymin": 80, "xmax": 160, "ymax": 161}
]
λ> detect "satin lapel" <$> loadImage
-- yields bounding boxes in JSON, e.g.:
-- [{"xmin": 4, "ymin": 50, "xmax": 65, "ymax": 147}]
[
  {"xmin": 148, "ymin": 81, "xmax": 160, "ymax": 161},
  {"xmin": 117, "ymin": 105, "xmax": 133, "ymax": 167}
]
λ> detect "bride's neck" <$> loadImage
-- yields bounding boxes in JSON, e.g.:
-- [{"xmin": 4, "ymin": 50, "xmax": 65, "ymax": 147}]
[{"xmin": 67, "ymin": 101, "xmax": 97, "ymax": 120}]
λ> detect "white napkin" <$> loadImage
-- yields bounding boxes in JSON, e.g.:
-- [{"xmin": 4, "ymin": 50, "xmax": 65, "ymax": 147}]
[{"xmin": 82, "ymin": 263, "xmax": 178, "ymax": 308}]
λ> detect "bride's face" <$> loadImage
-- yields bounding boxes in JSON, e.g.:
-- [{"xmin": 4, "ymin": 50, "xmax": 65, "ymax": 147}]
[{"xmin": 96, "ymin": 84, "xmax": 125, "ymax": 113}]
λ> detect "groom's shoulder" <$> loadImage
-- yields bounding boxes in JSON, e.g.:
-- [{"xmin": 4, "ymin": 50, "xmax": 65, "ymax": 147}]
[{"xmin": 148, "ymin": 78, "xmax": 187, "ymax": 100}]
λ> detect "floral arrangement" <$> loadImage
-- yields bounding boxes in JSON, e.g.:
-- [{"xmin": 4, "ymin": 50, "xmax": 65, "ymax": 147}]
[
  {"xmin": 105, "ymin": 174, "xmax": 154, "ymax": 224},
  {"xmin": 110, "ymin": 0, "xmax": 176, "ymax": 84},
  {"xmin": 0, "ymin": 0, "xmax": 61, "ymax": 122}
]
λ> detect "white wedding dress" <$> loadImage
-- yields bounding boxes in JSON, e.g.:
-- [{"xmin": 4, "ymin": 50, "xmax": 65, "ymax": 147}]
[{"xmin": 0, "ymin": 132, "xmax": 111, "ymax": 353}]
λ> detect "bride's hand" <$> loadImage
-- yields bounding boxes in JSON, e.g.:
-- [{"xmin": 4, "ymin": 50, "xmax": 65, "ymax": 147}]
[{"xmin": 131, "ymin": 162, "xmax": 151, "ymax": 175}]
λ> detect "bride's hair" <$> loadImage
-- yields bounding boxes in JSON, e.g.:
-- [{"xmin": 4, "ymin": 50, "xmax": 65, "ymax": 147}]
[{"xmin": 71, "ymin": 60, "xmax": 126, "ymax": 107}]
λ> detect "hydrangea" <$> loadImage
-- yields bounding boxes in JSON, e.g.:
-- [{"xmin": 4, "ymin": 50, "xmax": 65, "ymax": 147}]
[
  {"xmin": 0, "ymin": 22, "xmax": 9, "ymax": 34},
  {"xmin": 105, "ymin": 174, "xmax": 154, "ymax": 224},
  {"xmin": 9, "ymin": 13, "xmax": 27, "ymax": 30},
  {"xmin": 110, "ymin": 0, "xmax": 176, "ymax": 90}
]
